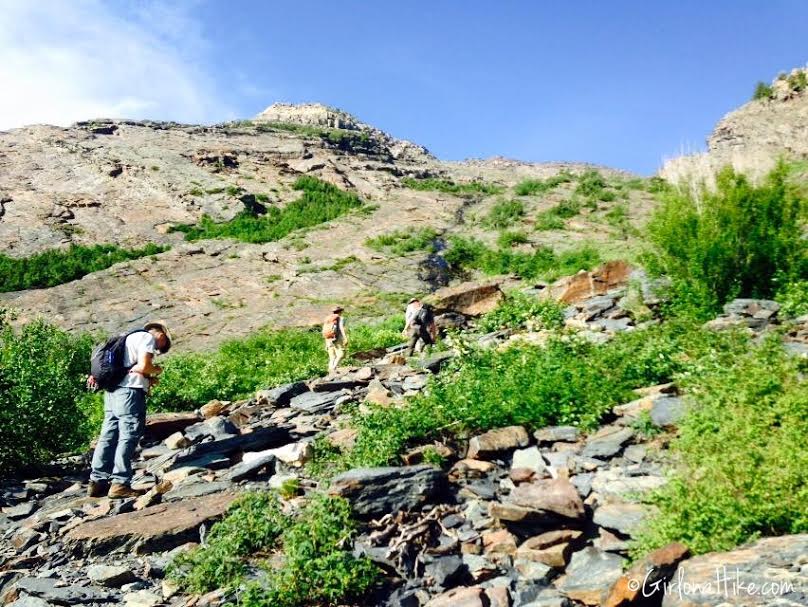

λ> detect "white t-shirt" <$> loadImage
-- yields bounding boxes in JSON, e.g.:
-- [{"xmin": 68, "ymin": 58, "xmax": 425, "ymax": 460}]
[{"xmin": 118, "ymin": 332, "xmax": 157, "ymax": 390}]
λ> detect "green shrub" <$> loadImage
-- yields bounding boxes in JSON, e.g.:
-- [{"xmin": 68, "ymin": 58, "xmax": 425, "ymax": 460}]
[
  {"xmin": 365, "ymin": 227, "xmax": 439, "ymax": 255},
  {"xmin": 633, "ymin": 337, "xmax": 808, "ymax": 556},
  {"xmin": 171, "ymin": 177, "xmax": 362, "ymax": 244},
  {"xmin": 575, "ymin": 169, "xmax": 608, "ymax": 198},
  {"xmin": 150, "ymin": 316, "xmax": 404, "ymax": 411},
  {"xmin": 776, "ymin": 280, "xmax": 808, "ymax": 317},
  {"xmin": 753, "ymin": 81, "xmax": 774, "ymax": 100},
  {"xmin": 0, "ymin": 243, "xmax": 168, "ymax": 292},
  {"xmin": 644, "ymin": 163, "xmax": 808, "ymax": 316},
  {"xmin": 477, "ymin": 292, "xmax": 564, "ymax": 332},
  {"xmin": 535, "ymin": 198, "xmax": 581, "ymax": 231},
  {"xmin": 0, "ymin": 312, "xmax": 95, "ymax": 474},
  {"xmin": 787, "ymin": 70, "xmax": 808, "ymax": 93},
  {"xmin": 483, "ymin": 199, "xmax": 525, "ymax": 229},
  {"xmin": 240, "ymin": 494, "xmax": 378, "ymax": 607},
  {"xmin": 401, "ymin": 177, "xmax": 503, "ymax": 196},
  {"xmin": 514, "ymin": 172, "xmax": 573, "ymax": 196},
  {"xmin": 444, "ymin": 236, "xmax": 601, "ymax": 281},
  {"xmin": 496, "ymin": 230, "xmax": 529, "ymax": 248}
]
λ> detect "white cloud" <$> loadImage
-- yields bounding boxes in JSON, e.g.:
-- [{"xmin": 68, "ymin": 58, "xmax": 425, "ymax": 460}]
[{"xmin": 0, "ymin": 0, "xmax": 228, "ymax": 129}]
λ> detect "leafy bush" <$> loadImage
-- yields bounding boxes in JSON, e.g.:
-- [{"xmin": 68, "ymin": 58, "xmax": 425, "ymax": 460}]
[
  {"xmin": 535, "ymin": 198, "xmax": 581, "ymax": 231},
  {"xmin": 477, "ymin": 292, "xmax": 564, "ymax": 332},
  {"xmin": 366, "ymin": 227, "xmax": 439, "ymax": 255},
  {"xmin": 753, "ymin": 81, "xmax": 774, "ymax": 100},
  {"xmin": 575, "ymin": 169, "xmax": 608, "ymax": 198},
  {"xmin": 496, "ymin": 230, "xmax": 529, "ymax": 248},
  {"xmin": 776, "ymin": 280, "xmax": 808, "ymax": 317},
  {"xmin": 514, "ymin": 172, "xmax": 573, "ymax": 196},
  {"xmin": 0, "ymin": 243, "xmax": 168, "ymax": 292},
  {"xmin": 645, "ymin": 163, "xmax": 808, "ymax": 316},
  {"xmin": 483, "ymin": 199, "xmax": 525, "ymax": 228},
  {"xmin": 634, "ymin": 337, "xmax": 807, "ymax": 556},
  {"xmin": 0, "ymin": 312, "xmax": 95, "ymax": 474},
  {"xmin": 150, "ymin": 316, "xmax": 404, "ymax": 411},
  {"xmin": 401, "ymin": 177, "xmax": 503, "ymax": 196},
  {"xmin": 334, "ymin": 320, "xmax": 745, "ymax": 469},
  {"xmin": 171, "ymin": 177, "xmax": 362, "ymax": 244},
  {"xmin": 787, "ymin": 70, "xmax": 808, "ymax": 93},
  {"xmin": 444, "ymin": 236, "xmax": 601, "ymax": 281}
]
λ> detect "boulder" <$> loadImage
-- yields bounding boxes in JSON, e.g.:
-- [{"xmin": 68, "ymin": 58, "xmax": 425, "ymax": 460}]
[
  {"xmin": 581, "ymin": 426, "xmax": 634, "ymax": 459},
  {"xmin": 512, "ymin": 446, "xmax": 547, "ymax": 476},
  {"xmin": 556, "ymin": 547, "xmax": 625, "ymax": 605},
  {"xmin": 168, "ymin": 426, "xmax": 290, "ymax": 469},
  {"xmin": 660, "ymin": 534, "xmax": 808, "ymax": 606},
  {"xmin": 534, "ymin": 426, "xmax": 580, "ymax": 444},
  {"xmin": 429, "ymin": 280, "xmax": 505, "ymax": 316},
  {"xmin": 516, "ymin": 529, "xmax": 583, "ymax": 569},
  {"xmin": 87, "ymin": 564, "xmax": 137, "ymax": 587},
  {"xmin": 328, "ymin": 465, "xmax": 443, "ymax": 516},
  {"xmin": 199, "ymin": 399, "xmax": 230, "ymax": 419},
  {"xmin": 425, "ymin": 586, "xmax": 488, "ymax": 607},
  {"xmin": 467, "ymin": 426, "xmax": 530, "ymax": 459},
  {"xmin": 14, "ymin": 578, "xmax": 114, "ymax": 604},
  {"xmin": 64, "ymin": 492, "xmax": 238, "ymax": 555},
  {"xmin": 492, "ymin": 477, "xmax": 585, "ymax": 523},
  {"xmin": 650, "ymin": 395, "xmax": 686, "ymax": 428},
  {"xmin": 593, "ymin": 502, "xmax": 649, "ymax": 537},
  {"xmin": 143, "ymin": 412, "xmax": 201, "ymax": 442},
  {"xmin": 225, "ymin": 451, "xmax": 275, "ymax": 481},
  {"xmin": 289, "ymin": 390, "xmax": 341, "ymax": 414},
  {"xmin": 546, "ymin": 261, "xmax": 632, "ymax": 304},
  {"xmin": 603, "ymin": 542, "xmax": 689, "ymax": 607}
]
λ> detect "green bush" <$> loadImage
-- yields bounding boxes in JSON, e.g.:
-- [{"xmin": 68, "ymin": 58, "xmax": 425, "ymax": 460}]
[
  {"xmin": 483, "ymin": 199, "xmax": 525, "ymax": 229},
  {"xmin": 514, "ymin": 172, "xmax": 573, "ymax": 196},
  {"xmin": 444, "ymin": 236, "xmax": 601, "ymax": 281},
  {"xmin": 496, "ymin": 230, "xmax": 529, "ymax": 248},
  {"xmin": 787, "ymin": 71, "xmax": 808, "ymax": 93},
  {"xmin": 776, "ymin": 280, "xmax": 808, "ymax": 317},
  {"xmin": 0, "ymin": 312, "xmax": 95, "ymax": 474},
  {"xmin": 575, "ymin": 169, "xmax": 608, "ymax": 199},
  {"xmin": 401, "ymin": 177, "xmax": 503, "ymax": 196},
  {"xmin": 477, "ymin": 291, "xmax": 564, "ymax": 332},
  {"xmin": 753, "ymin": 81, "xmax": 774, "ymax": 100},
  {"xmin": 334, "ymin": 320, "xmax": 746, "ymax": 470},
  {"xmin": 644, "ymin": 163, "xmax": 808, "ymax": 316},
  {"xmin": 633, "ymin": 337, "xmax": 808, "ymax": 556},
  {"xmin": 0, "ymin": 243, "xmax": 168, "ymax": 292},
  {"xmin": 171, "ymin": 177, "xmax": 362, "ymax": 244},
  {"xmin": 150, "ymin": 316, "xmax": 405, "ymax": 412},
  {"xmin": 535, "ymin": 198, "xmax": 581, "ymax": 231},
  {"xmin": 365, "ymin": 227, "xmax": 439, "ymax": 255}
]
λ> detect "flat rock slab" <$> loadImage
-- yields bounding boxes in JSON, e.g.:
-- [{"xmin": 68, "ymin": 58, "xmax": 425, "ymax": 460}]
[
  {"xmin": 593, "ymin": 502, "xmax": 649, "ymax": 537},
  {"xmin": 256, "ymin": 381, "xmax": 308, "ymax": 406},
  {"xmin": 557, "ymin": 547, "xmax": 625, "ymax": 605},
  {"xmin": 162, "ymin": 480, "xmax": 233, "ymax": 501},
  {"xmin": 143, "ymin": 412, "xmax": 201, "ymax": 442},
  {"xmin": 170, "ymin": 426, "xmax": 290, "ymax": 469},
  {"xmin": 86, "ymin": 564, "xmax": 137, "ymax": 587},
  {"xmin": 582, "ymin": 426, "xmax": 634, "ymax": 459},
  {"xmin": 14, "ymin": 577, "xmax": 114, "ymax": 604},
  {"xmin": 65, "ymin": 492, "xmax": 237, "ymax": 556},
  {"xmin": 329, "ymin": 465, "xmax": 443, "ymax": 516},
  {"xmin": 493, "ymin": 477, "xmax": 585, "ymax": 522},
  {"xmin": 289, "ymin": 391, "xmax": 341, "ymax": 414},
  {"xmin": 468, "ymin": 426, "xmax": 529, "ymax": 459},
  {"xmin": 661, "ymin": 534, "xmax": 808, "ymax": 606},
  {"xmin": 650, "ymin": 395, "xmax": 686, "ymax": 428}
]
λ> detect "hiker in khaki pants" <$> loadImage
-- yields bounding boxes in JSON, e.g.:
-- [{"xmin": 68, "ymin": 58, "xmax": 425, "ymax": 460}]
[{"xmin": 322, "ymin": 306, "xmax": 348, "ymax": 372}]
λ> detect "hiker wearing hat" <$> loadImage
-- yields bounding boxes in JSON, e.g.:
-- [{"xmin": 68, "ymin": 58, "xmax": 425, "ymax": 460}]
[
  {"xmin": 404, "ymin": 298, "xmax": 437, "ymax": 356},
  {"xmin": 322, "ymin": 306, "xmax": 348, "ymax": 372},
  {"xmin": 87, "ymin": 322, "xmax": 172, "ymax": 499}
]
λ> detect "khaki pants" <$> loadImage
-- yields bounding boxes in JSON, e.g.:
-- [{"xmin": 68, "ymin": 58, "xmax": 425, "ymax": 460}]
[{"xmin": 326, "ymin": 339, "xmax": 345, "ymax": 371}]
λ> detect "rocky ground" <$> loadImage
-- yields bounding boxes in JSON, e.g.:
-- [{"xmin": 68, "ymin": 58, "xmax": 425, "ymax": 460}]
[{"xmin": 2, "ymin": 272, "xmax": 806, "ymax": 607}]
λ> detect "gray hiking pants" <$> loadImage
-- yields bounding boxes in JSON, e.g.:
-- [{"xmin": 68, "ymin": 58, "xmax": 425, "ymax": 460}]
[
  {"xmin": 407, "ymin": 325, "xmax": 434, "ymax": 357},
  {"xmin": 90, "ymin": 387, "xmax": 147, "ymax": 486}
]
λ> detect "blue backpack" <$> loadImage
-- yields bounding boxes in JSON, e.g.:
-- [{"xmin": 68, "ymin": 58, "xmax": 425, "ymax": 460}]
[{"xmin": 89, "ymin": 330, "xmax": 145, "ymax": 391}]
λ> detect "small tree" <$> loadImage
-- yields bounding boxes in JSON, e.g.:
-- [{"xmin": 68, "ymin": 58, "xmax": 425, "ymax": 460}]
[{"xmin": 752, "ymin": 81, "xmax": 774, "ymax": 100}]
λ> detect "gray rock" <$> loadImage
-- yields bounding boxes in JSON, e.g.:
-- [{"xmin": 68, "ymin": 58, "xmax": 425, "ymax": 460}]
[
  {"xmin": 570, "ymin": 473, "xmax": 593, "ymax": 498},
  {"xmin": 8, "ymin": 598, "xmax": 52, "ymax": 607},
  {"xmin": 184, "ymin": 416, "xmax": 238, "ymax": 442},
  {"xmin": 87, "ymin": 564, "xmax": 137, "ymax": 587},
  {"xmin": 329, "ymin": 465, "xmax": 443, "ymax": 516},
  {"xmin": 622, "ymin": 444, "xmax": 646, "ymax": 463},
  {"xmin": 512, "ymin": 447, "xmax": 547, "ymax": 476},
  {"xmin": 257, "ymin": 381, "xmax": 308, "ymax": 406},
  {"xmin": 593, "ymin": 502, "xmax": 648, "ymax": 537},
  {"xmin": 462, "ymin": 554, "xmax": 499, "ymax": 582},
  {"xmin": 2, "ymin": 501, "xmax": 38, "ymax": 520},
  {"xmin": 402, "ymin": 374, "xmax": 429, "ymax": 392},
  {"xmin": 424, "ymin": 555, "xmax": 464, "ymax": 588},
  {"xmin": 168, "ymin": 426, "xmax": 290, "ymax": 469},
  {"xmin": 163, "ymin": 480, "xmax": 232, "ymax": 501},
  {"xmin": 15, "ymin": 577, "xmax": 114, "ymax": 604},
  {"xmin": 289, "ymin": 390, "xmax": 341, "ymax": 414},
  {"xmin": 415, "ymin": 351, "xmax": 455, "ymax": 373},
  {"xmin": 557, "ymin": 547, "xmax": 624, "ymax": 604},
  {"xmin": 650, "ymin": 395, "xmax": 686, "ymax": 428},
  {"xmin": 518, "ymin": 589, "xmax": 572, "ymax": 606},
  {"xmin": 533, "ymin": 426, "xmax": 579, "ymax": 444},
  {"xmin": 581, "ymin": 427, "xmax": 634, "ymax": 459},
  {"xmin": 225, "ymin": 452, "xmax": 275, "ymax": 482}
]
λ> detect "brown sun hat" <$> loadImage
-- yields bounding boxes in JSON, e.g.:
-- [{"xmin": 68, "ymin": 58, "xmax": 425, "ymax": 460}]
[
  {"xmin": 332, "ymin": 306, "xmax": 344, "ymax": 313},
  {"xmin": 144, "ymin": 321, "xmax": 172, "ymax": 353}
]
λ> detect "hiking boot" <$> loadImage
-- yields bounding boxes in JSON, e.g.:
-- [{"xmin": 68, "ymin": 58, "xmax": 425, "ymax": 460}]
[
  {"xmin": 107, "ymin": 484, "xmax": 143, "ymax": 499},
  {"xmin": 86, "ymin": 481, "xmax": 109, "ymax": 498}
]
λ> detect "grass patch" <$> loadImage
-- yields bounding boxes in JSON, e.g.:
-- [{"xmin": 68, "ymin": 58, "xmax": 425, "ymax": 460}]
[
  {"xmin": 633, "ymin": 336, "xmax": 808, "ymax": 556},
  {"xmin": 535, "ymin": 198, "xmax": 582, "ymax": 231},
  {"xmin": 483, "ymin": 199, "xmax": 525, "ymax": 229},
  {"xmin": 496, "ymin": 230, "xmax": 529, "ymax": 248},
  {"xmin": 365, "ymin": 227, "xmax": 440, "ymax": 255},
  {"xmin": 402, "ymin": 177, "xmax": 503, "ymax": 196},
  {"xmin": 444, "ymin": 236, "xmax": 601, "ymax": 281},
  {"xmin": 476, "ymin": 291, "xmax": 564, "ymax": 332},
  {"xmin": 0, "ymin": 243, "xmax": 168, "ymax": 292},
  {"xmin": 514, "ymin": 171, "xmax": 573, "ymax": 196},
  {"xmin": 171, "ymin": 177, "xmax": 362, "ymax": 244}
]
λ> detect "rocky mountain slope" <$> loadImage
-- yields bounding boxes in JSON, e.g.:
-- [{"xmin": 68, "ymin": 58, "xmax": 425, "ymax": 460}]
[
  {"xmin": 661, "ymin": 65, "xmax": 808, "ymax": 184},
  {"xmin": 0, "ymin": 104, "xmax": 649, "ymax": 350}
]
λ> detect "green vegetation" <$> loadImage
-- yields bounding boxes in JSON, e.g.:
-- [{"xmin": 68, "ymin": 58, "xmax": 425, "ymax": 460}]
[
  {"xmin": 0, "ymin": 311, "xmax": 95, "ymax": 474},
  {"xmin": 787, "ymin": 70, "xmax": 808, "ymax": 93},
  {"xmin": 256, "ymin": 121, "xmax": 371, "ymax": 148},
  {"xmin": 477, "ymin": 292, "xmax": 564, "ymax": 332},
  {"xmin": 753, "ymin": 81, "xmax": 774, "ymax": 100},
  {"xmin": 634, "ymin": 337, "xmax": 807, "ymax": 556},
  {"xmin": 150, "ymin": 315, "xmax": 405, "ymax": 412},
  {"xmin": 170, "ymin": 492, "xmax": 377, "ymax": 607},
  {"xmin": 514, "ymin": 172, "xmax": 573, "ymax": 196},
  {"xmin": 171, "ymin": 177, "xmax": 363, "ymax": 244},
  {"xmin": 0, "ymin": 243, "xmax": 168, "ymax": 292},
  {"xmin": 328, "ymin": 320, "xmax": 747, "ymax": 470},
  {"xmin": 444, "ymin": 236, "xmax": 601, "ymax": 281},
  {"xmin": 776, "ymin": 280, "xmax": 808, "ymax": 317},
  {"xmin": 483, "ymin": 199, "xmax": 525, "ymax": 228},
  {"xmin": 402, "ymin": 177, "xmax": 504, "ymax": 196},
  {"xmin": 645, "ymin": 163, "xmax": 808, "ymax": 316},
  {"xmin": 535, "ymin": 198, "xmax": 581, "ymax": 231},
  {"xmin": 496, "ymin": 230, "xmax": 529, "ymax": 248},
  {"xmin": 575, "ymin": 169, "xmax": 608, "ymax": 199},
  {"xmin": 365, "ymin": 227, "xmax": 440, "ymax": 255}
]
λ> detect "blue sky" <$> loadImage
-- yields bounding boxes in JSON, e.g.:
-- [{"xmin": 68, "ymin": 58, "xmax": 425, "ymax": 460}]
[{"xmin": 2, "ymin": 1, "xmax": 806, "ymax": 174}]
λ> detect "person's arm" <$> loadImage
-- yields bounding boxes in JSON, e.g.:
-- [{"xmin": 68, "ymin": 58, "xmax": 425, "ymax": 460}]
[
  {"xmin": 340, "ymin": 318, "xmax": 348, "ymax": 345},
  {"xmin": 131, "ymin": 351, "xmax": 162, "ymax": 377}
]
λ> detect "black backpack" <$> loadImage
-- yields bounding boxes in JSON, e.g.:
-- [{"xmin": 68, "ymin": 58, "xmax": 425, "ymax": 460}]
[
  {"xmin": 89, "ymin": 330, "xmax": 146, "ymax": 391},
  {"xmin": 414, "ymin": 305, "xmax": 434, "ymax": 327}
]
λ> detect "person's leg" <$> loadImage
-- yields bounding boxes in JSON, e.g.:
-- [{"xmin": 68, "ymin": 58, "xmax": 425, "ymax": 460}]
[
  {"xmin": 332, "ymin": 343, "xmax": 345, "ymax": 369},
  {"xmin": 110, "ymin": 388, "xmax": 146, "ymax": 487},
  {"xmin": 326, "ymin": 341, "xmax": 337, "ymax": 371},
  {"xmin": 89, "ymin": 392, "xmax": 118, "ymax": 483},
  {"xmin": 407, "ymin": 332, "xmax": 419, "ymax": 357}
]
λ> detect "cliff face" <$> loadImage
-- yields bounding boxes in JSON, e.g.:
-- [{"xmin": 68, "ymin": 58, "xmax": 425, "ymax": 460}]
[{"xmin": 660, "ymin": 66, "xmax": 808, "ymax": 184}]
